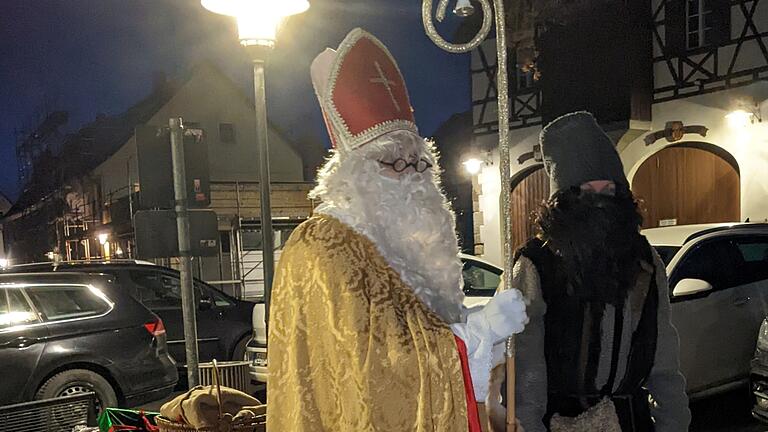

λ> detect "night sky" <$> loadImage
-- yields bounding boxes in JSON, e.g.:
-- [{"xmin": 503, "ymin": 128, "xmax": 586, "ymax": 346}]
[{"xmin": 0, "ymin": 0, "xmax": 471, "ymax": 201}]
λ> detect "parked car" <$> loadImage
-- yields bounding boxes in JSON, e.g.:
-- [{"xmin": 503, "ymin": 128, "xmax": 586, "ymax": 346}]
[
  {"xmin": 0, "ymin": 272, "xmax": 177, "ymax": 410},
  {"xmin": 4, "ymin": 260, "xmax": 256, "ymax": 366},
  {"xmin": 246, "ymin": 253, "xmax": 503, "ymax": 386},
  {"xmin": 643, "ymin": 223, "xmax": 768, "ymax": 399}
]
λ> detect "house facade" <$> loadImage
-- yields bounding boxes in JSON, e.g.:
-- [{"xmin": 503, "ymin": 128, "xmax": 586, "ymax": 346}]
[
  {"xmin": 470, "ymin": 0, "xmax": 768, "ymax": 265},
  {"xmin": 3, "ymin": 64, "xmax": 318, "ymax": 298}
]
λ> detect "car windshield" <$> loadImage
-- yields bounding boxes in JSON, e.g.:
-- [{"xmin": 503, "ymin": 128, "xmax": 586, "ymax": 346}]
[{"xmin": 654, "ymin": 246, "xmax": 681, "ymax": 266}]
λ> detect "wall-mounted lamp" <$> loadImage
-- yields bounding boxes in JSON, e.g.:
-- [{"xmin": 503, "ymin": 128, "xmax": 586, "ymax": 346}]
[
  {"xmin": 726, "ymin": 100, "xmax": 762, "ymax": 128},
  {"xmin": 462, "ymin": 152, "xmax": 492, "ymax": 175},
  {"xmin": 97, "ymin": 233, "xmax": 109, "ymax": 245},
  {"xmin": 463, "ymin": 158, "xmax": 484, "ymax": 175}
]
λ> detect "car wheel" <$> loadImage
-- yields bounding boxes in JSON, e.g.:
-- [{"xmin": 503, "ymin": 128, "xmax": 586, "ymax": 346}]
[
  {"xmin": 232, "ymin": 335, "xmax": 250, "ymax": 361},
  {"xmin": 36, "ymin": 369, "xmax": 118, "ymax": 413}
]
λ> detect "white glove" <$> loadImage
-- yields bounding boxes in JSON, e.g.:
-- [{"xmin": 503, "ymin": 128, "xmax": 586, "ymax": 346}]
[
  {"xmin": 452, "ymin": 289, "xmax": 528, "ymax": 402},
  {"xmin": 467, "ymin": 289, "xmax": 529, "ymax": 346}
]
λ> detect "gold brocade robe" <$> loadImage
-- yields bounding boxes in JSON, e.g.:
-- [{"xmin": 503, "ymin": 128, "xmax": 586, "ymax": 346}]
[{"xmin": 267, "ymin": 215, "xmax": 469, "ymax": 431}]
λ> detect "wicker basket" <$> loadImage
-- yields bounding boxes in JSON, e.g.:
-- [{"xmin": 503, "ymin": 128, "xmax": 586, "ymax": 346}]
[{"xmin": 156, "ymin": 360, "xmax": 266, "ymax": 432}]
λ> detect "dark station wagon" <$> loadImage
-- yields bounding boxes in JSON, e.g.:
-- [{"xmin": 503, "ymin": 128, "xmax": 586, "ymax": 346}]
[
  {"xmin": 4, "ymin": 260, "xmax": 256, "ymax": 367},
  {"xmin": 0, "ymin": 272, "xmax": 177, "ymax": 410}
]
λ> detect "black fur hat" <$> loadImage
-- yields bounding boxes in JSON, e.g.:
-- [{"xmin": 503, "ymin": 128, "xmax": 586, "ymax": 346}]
[{"xmin": 539, "ymin": 111, "xmax": 628, "ymax": 196}]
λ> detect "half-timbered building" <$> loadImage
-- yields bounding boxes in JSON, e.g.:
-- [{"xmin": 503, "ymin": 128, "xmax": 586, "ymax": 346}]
[{"xmin": 471, "ymin": 0, "xmax": 768, "ymax": 265}]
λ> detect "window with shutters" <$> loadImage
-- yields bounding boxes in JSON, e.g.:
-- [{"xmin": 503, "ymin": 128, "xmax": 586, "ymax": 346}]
[{"xmin": 686, "ymin": 0, "xmax": 714, "ymax": 49}]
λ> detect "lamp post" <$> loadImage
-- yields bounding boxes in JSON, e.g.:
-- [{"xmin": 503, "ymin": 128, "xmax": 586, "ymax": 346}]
[{"xmin": 201, "ymin": 0, "xmax": 309, "ymax": 331}]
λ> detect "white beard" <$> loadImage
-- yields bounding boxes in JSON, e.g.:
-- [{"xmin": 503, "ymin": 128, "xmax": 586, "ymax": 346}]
[{"xmin": 310, "ymin": 131, "xmax": 465, "ymax": 324}]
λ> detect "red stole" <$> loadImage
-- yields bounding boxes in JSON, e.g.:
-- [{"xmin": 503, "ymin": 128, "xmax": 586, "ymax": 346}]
[{"xmin": 455, "ymin": 336, "xmax": 483, "ymax": 432}]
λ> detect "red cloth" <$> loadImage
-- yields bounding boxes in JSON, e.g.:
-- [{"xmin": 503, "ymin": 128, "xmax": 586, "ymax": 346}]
[{"xmin": 455, "ymin": 336, "xmax": 483, "ymax": 432}]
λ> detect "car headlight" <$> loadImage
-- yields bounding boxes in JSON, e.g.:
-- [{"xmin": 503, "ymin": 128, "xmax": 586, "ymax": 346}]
[{"xmin": 758, "ymin": 319, "xmax": 768, "ymax": 352}]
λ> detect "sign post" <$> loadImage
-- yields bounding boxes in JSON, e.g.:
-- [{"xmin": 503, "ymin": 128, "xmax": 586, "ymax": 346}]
[{"xmin": 169, "ymin": 117, "xmax": 200, "ymax": 388}]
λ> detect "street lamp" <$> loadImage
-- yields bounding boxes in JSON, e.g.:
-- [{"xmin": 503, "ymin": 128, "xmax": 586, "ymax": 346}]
[
  {"xmin": 201, "ymin": 0, "xmax": 310, "ymax": 330},
  {"xmin": 202, "ymin": 0, "xmax": 309, "ymax": 47}
]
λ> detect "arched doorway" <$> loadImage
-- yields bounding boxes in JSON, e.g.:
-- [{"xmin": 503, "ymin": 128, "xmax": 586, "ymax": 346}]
[
  {"xmin": 510, "ymin": 165, "xmax": 550, "ymax": 249},
  {"xmin": 631, "ymin": 143, "xmax": 740, "ymax": 229}
]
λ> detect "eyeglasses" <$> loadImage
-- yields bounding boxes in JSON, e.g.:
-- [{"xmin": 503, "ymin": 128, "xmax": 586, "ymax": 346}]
[{"xmin": 378, "ymin": 158, "xmax": 433, "ymax": 173}]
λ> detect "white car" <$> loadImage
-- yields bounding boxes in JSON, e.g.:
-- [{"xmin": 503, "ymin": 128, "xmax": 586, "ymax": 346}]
[
  {"xmin": 249, "ymin": 222, "xmax": 768, "ymax": 399},
  {"xmin": 643, "ymin": 222, "xmax": 768, "ymax": 399},
  {"xmin": 245, "ymin": 253, "xmax": 503, "ymax": 386}
]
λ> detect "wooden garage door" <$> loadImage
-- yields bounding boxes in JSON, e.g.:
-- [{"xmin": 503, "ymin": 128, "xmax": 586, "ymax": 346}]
[
  {"xmin": 631, "ymin": 146, "xmax": 740, "ymax": 229},
  {"xmin": 510, "ymin": 166, "xmax": 550, "ymax": 249}
]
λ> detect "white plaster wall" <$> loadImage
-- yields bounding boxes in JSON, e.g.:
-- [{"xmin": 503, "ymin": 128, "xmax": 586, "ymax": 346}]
[
  {"xmin": 621, "ymin": 82, "xmax": 768, "ymax": 223},
  {"xmin": 149, "ymin": 65, "xmax": 304, "ymax": 184},
  {"xmin": 475, "ymin": 127, "xmax": 542, "ymax": 265}
]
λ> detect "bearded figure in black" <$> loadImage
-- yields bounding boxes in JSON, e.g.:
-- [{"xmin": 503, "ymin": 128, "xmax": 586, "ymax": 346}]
[{"xmin": 508, "ymin": 112, "xmax": 690, "ymax": 432}]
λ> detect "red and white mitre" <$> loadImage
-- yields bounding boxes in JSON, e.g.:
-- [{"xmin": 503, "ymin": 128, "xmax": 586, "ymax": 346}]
[{"xmin": 310, "ymin": 28, "xmax": 419, "ymax": 153}]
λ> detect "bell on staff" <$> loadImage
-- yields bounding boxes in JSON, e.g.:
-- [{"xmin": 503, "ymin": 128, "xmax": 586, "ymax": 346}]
[{"xmin": 453, "ymin": 0, "xmax": 475, "ymax": 17}]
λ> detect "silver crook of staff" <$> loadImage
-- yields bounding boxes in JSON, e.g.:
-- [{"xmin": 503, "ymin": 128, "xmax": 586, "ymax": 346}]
[{"xmin": 422, "ymin": 0, "xmax": 516, "ymax": 430}]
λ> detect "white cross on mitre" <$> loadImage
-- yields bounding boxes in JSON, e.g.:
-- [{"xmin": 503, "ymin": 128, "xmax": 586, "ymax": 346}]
[{"xmin": 369, "ymin": 61, "xmax": 401, "ymax": 112}]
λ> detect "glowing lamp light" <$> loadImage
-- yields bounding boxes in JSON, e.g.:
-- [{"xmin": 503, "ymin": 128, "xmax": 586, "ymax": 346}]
[
  {"xmin": 0, "ymin": 258, "xmax": 9, "ymax": 268},
  {"xmin": 98, "ymin": 233, "xmax": 109, "ymax": 245},
  {"xmin": 726, "ymin": 109, "xmax": 754, "ymax": 128},
  {"xmin": 201, "ymin": 0, "xmax": 310, "ymax": 46},
  {"xmin": 463, "ymin": 158, "xmax": 484, "ymax": 175}
]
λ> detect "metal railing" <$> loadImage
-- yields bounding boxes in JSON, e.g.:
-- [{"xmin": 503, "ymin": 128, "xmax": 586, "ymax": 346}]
[
  {"xmin": 199, "ymin": 361, "xmax": 250, "ymax": 393},
  {"xmin": 0, "ymin": 392, "xmax": 97, "ymax": 432}
]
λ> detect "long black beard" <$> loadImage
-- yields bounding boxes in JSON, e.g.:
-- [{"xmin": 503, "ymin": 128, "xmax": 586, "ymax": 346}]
[{"xmin": 535, "ymin": 187, "xmax": 645, "ymax": 306}]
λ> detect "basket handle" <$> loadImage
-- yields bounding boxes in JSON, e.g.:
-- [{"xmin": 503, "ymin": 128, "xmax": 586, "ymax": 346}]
[{"xmin": 212, "ymin": 359, "xmax": 223, "ymax": 420}]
